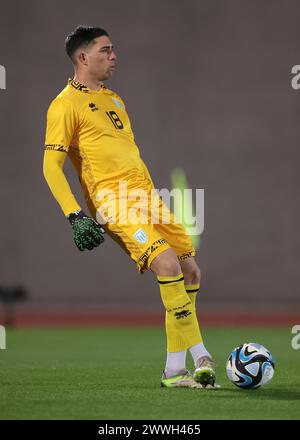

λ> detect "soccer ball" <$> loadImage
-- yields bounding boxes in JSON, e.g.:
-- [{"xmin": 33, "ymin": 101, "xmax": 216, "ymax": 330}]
[{"xmin": 226, "ymin": 342, "xmax": 275, "ymax": 389}]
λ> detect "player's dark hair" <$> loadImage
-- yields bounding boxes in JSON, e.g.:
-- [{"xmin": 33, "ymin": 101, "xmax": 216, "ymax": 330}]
[{"xmin": 65, "ymin": 25, "xmax": 109, "ymax": 62}]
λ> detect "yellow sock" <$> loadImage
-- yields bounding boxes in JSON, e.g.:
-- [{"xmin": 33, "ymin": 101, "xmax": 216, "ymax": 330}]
[
  {"xmin": 185, "ymin": 283, "xmax": 200, "ymax": 309},
  {"xmin": 165, "ymin": 283, "xmax": 201, "ymax": 352},
  {"xmin": 157, "ymin": 274, "xmax": 202, "ymax": 352}
]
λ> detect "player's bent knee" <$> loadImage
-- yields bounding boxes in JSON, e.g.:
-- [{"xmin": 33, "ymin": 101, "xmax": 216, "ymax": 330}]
[{"xmin": 150, "ymin": 248, "xmax": 181, "ymax": 277}]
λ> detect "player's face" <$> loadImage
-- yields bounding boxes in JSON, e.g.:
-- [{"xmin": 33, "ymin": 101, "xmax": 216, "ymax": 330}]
[{"xmin": 85, "ymin": 35, "xmax": 117, "ymax": 81}]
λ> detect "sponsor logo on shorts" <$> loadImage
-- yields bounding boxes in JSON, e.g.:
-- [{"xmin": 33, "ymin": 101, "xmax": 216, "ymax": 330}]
[{"xmin": 133, "ymin": 228, "xmax": 148, "ymax": 244}]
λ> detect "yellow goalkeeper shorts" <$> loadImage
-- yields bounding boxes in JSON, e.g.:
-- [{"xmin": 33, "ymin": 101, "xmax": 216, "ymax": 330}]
[{"xmin": 86, "ymin": 176, "xmax": 195, "ymax": 273}]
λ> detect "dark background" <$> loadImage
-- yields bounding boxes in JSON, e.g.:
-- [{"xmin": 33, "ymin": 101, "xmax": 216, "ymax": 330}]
[{"xmin": 0, "ymin": 0, "xmax": 299, "ymax": 314}]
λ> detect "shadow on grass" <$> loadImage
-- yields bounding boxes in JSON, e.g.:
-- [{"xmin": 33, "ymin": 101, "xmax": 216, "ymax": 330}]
[{"xmin": 215, "ymin": 387, "xmax": 300, "ymax": 401}]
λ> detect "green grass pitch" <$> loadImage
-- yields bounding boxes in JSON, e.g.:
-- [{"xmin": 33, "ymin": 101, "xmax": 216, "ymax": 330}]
[{"xmin": 0, "ymin": 326, "xmax": 299, "ymax": 420}]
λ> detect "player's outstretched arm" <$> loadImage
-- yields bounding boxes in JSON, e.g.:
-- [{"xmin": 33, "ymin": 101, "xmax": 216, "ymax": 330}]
[{"xmin": 43, "ymin": 149, "xmax": 105, "ymax": 251}]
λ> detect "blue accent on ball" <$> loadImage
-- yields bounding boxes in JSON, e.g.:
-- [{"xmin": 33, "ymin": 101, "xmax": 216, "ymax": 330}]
[
  {"xmin": 235, "ymin": 370, "xmax": 254, "ymax": 388},
  {"xmin": 239, "ymin": 345, "xmax": 258, "ymax": 363},
  {"xmin": 262, "ymin": 361, "xmax": 274, "ymax": 375}
]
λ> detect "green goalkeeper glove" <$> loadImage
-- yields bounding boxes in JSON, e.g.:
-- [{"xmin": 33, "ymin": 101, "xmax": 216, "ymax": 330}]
[{"xmin": 67, "ymin": 209, "xmax": 105, "ymax": 251}]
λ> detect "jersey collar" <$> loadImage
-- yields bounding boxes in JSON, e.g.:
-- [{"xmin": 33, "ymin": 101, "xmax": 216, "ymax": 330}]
[{"xmin": 68, "ymin": 78, "xmax": 106, "ymax": 93}]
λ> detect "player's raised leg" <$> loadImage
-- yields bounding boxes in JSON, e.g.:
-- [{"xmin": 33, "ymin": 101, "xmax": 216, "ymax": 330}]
[{"xmin": 150, "ymin": 248, "xmax": 203, "ymax": 388}]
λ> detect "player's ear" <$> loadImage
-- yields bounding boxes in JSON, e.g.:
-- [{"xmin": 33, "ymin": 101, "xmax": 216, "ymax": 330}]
[{"xmin": 77, "ymin": 51, "xmax": 88, "ymax": 67}]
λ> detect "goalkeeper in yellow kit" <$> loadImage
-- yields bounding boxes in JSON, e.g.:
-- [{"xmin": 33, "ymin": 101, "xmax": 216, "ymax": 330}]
[{"xmin": 43, "ymin": 25, "xmax": 216, "ymax": 389}]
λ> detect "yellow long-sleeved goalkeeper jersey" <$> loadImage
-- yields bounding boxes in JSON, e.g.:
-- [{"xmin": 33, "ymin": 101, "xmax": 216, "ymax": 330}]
[
  {"xmin": 45, "ymin": 79, "xmax": 149, "ymax": 203},
  {"xmin": 44, "ymin": 79, "xmax": 195, "ymax": 272}
]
